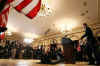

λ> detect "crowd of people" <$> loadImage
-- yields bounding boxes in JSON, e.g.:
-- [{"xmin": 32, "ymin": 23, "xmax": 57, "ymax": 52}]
[
  {"xmin": 0, "ymin": 23, "xmax": 99, "ymax": 65},
  {"xmin": 0, "ymin": 39, "xmax": 64, "ymax": 62}
]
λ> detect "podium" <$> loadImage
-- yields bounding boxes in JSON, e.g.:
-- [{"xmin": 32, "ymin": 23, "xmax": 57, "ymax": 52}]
[{"xmin": 62, "ymin": 44, "xmax": 75, "ymax": 64}]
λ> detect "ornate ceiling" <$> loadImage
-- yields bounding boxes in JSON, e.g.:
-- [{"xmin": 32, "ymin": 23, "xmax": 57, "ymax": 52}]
[{"xmin": 7, "ymin": 0, "xmax": 99, "ymax": 40}]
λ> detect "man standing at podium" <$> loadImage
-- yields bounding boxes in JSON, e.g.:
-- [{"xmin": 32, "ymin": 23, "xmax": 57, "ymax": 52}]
[{"xmin": 80, "ymin": 23, "xmax": 96, "ymax": 65}]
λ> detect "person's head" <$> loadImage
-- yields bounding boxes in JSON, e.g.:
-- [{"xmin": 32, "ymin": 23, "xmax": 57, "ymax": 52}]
[
  {"xmin": 52, "ymin": 40, "xmax": 55, "ymax": 43},
  {"xmin": 64, "ymin": 35, "xmax": 68, "ymax": 37},
  {"xmin": 83, "ymin": 23, "xmax": 88, "ymax": 29}
]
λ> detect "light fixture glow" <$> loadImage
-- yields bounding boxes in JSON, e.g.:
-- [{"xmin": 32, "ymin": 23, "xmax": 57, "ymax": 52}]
[
  {"xmin": 23, "ymin": 33, "xmax": 39, "ymax": 44},
  {"xmin": 24, "ymin": 38, "xmax": 33, "ymax": 44},
  {"xmin": 7, "ymin": 24, "xmax": 18, "ymax": 32},
  {"xmin": 38, "ymin": 0, "xmax": 52, "ymax": 16},
  {"xmin": 6, "ymin": 31, "xmax": 12, "ymax": 36},
  {"xmin": 55, "ymin": 18, "xmax": 78, "ymax": 32},
  {"xmin": 24, "ymin": 33, "xmax": 39, "ymax": 39}
]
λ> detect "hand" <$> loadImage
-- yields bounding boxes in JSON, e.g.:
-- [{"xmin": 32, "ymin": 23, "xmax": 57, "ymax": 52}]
[
  {"xmin": 79, "ymin": 38, "xmax": 82, "ymax": 41},
  {"xmin": 79, "ymin": 40, "xmax": 83, "ymax": 46}
]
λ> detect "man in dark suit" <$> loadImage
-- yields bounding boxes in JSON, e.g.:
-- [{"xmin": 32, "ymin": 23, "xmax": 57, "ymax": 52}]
[{"xmin": 81, "ymin": 23, "xmax": 96, "ymax": 65}]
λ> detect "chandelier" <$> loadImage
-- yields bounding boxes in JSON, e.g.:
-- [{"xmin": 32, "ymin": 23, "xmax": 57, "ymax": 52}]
[{"xmin": 38, "ymin": 0, "xmax": 52, "ymax": 16}]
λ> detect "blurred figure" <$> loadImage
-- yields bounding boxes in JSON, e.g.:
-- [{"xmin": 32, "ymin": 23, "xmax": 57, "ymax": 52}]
[
  {"xmin": 23, "ymin": 45, "xmax": 33, "ymax": 59},
  {"xmin": 80, "ymin": 23, "xmax": 97, "ymax": 65},
  {"xmin": 0, "ymin": 40, "xmax": 4, "ymax": 58},
  {"xmin": 94, "ymin": 37, "xmax": 100, "ymax": 65},
  {"xmin": 50, "ymin": 40, "xmax": 57, "ymax": 59}
]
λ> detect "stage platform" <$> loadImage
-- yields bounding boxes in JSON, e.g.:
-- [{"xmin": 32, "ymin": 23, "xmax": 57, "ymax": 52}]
[{"xmin": 0, "ymin": 59, "xmax": 95, "ymax": 66}]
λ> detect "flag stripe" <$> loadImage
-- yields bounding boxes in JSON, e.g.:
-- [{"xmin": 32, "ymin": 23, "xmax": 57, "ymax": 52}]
[
  {"xmin": 2, "ymin": 14, "xmax": 6, "ymax": 26},
  {"xmin": 2, "ymin": 4, "xmax": 9, "ymax": 12},
  {"xmin": 8, "ymin": 0, "xmax": 13, "ymax": 3},
  {"xmin": 0, "ymin": 32, "xmax": 5, "ymax": 39},
  {"xmin": 22, "ymin": 0, "xmax": 39, "ymax": 15},
  {"xmin": 1, "ymin": 12, "xmax": 8, "ymax": 27},
  {"xmin": 0, "ymin": 15, "xmax": 3, "ymax": 27},
  {"xmin": 0, "ymin": 5, "xmax": 10, "ymax": 15},
  {"xmin": 11, "ymin": 0, "xmax": 24, "ymax": 7},
  {"xmin": 26, "ymin": 0, "xmax": 41, "ymax": 18},
  {"xmin": 15, "ymin": 0, "xmax": 32, "ymax": 12},
  {"xmin": 11, "ymin": 0, "xmax": 41, "ymax": 19},
  {"xmin": 0, "ymin": 4, "xmax": 10, "ymax": 27}
]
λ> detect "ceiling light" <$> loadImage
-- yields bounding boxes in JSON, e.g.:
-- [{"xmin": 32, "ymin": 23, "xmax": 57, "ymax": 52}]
[
  {"xmin": 38, "ymin": 0, "xmax": 52, "ymax": 16},
  {"xmin": 55, "ymin": 18, "xmax": 78, "ymax": 32},
  {"xmin": 24, "ymin": 33, "xmax": 39, "ymax": 39},
  {"xmin": 24, "ymin": 38, "xmax": 33, "ymax": 44}
]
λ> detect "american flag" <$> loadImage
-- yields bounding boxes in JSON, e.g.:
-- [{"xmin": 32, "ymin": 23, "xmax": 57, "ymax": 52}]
[
  {"xmin": 0, "ymin": 0, "xmax": 13, "ymax": 39},
  {"xmin": 0, "ymin": 0, "xmax": 41, "ymax": 39},
  {"xmin": 0, "ymin": 0, "xmax": 12, "ymax": 27},
  {"xmin": 0, "ymin": 0, "xmax": 41, "ymax": 27},
  {"xmin": 11, "ymin": 0, "xmax": 41, "ymax": 19}
]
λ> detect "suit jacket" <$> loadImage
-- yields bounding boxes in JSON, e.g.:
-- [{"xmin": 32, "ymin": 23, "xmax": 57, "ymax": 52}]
[{"xmin": 81, "ymin": 26, "xmax": 96, "ymax": 46}]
